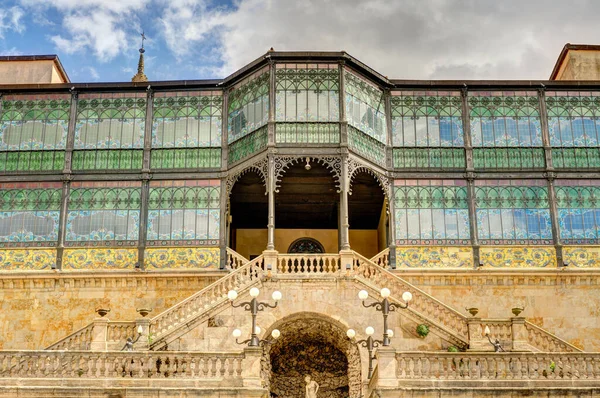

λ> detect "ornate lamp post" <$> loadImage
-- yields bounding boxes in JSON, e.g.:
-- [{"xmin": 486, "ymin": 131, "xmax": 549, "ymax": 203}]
[
  {"xmin": 358, "ymin": 288, "xmax": 412, "ymax": 346},
  {"xmin": 228, "ymin": 287, "xmax": 282, "ymax": 347},
  {"xmin": 347, "ymin": 327, "xmax": 389, "ymax": 379},
  {"xmin": 232, "ymin": 326, "xmax": 281, "ymax": 346}
]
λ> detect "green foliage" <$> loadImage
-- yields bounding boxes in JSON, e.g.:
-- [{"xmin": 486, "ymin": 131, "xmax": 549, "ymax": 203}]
[
  {"xmin": 447, "ymin": 345, "xmax": 459, "ymax": 352},
  {"xmin": 416, "ymin": 324, "xmax": 430, "ymax": 338}
]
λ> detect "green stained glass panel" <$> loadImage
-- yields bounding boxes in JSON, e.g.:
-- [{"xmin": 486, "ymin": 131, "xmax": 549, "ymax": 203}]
[
  {"xmin": 150, "ymin": 148, "xmax": 221, "ymax": 169},
  {"xmin": 275, "ymin": 123, "xmax": 340, "ymax": 144},
  {"xmin": 71, "ymin": 150, "xmax": 143, "ymax": 171},
  {"xmin": 393, "ymin": 148, "xmax": 465, "ymax": 169},
  {"xmin": 228, "ymin": 71, "xmax": 269, "ymax": 143},
  {"xmin": 345, "ymin": 72, "xmax": 386, "ymax": 144},
  {"xmin": 228, "ymin": 127, "xmax": 268, "ymax": 165},
  {"xmin": 473, "ymin": 148, "xmax": 545, "ymax": 170},
  {"xmin": 347, "ymin": 126, "xmax": 385, "ymax": 166}
]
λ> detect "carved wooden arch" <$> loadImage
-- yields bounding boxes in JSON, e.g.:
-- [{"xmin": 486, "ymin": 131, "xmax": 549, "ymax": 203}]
[
  {"xmin": 225, "ymin": 156, "xmax": 268, "ymax": 197},
  {"xmin": 348, "ymin": 157, "xmax": 390, "ymax": 200},
  {"xmin": 273, "ymin": 155, "xmax": 342, "ymax": 193}
]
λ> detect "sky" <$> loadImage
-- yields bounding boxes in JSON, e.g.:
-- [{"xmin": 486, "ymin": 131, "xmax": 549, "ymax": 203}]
[{"xmin": 0, "ymin": 0, "xmax": 599, "ymax": 83}]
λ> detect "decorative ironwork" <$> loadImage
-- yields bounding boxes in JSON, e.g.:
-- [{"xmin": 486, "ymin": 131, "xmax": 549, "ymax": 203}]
[
  {"xmin": 393, "ymin": 147, "xmax": 465, "ymax": 170},
  {"xmin": 228, "ymin": 126, "xmax": 267, "ymax": 165},
  {"xmin": 546, "ymin": 91, "xmax": 600, "ymax": 147},
  {"xmin": 228, "ymin": 70, "xmax": 269, "ymax": 143},
  {"xmin": 391, "ymin": 91, "xmax": 464, "ymax": 147},
  {"xmin": 275, "ymin": 64, "xmax": 339, "ymax": 122},
  {"xmin": 0, "ymin": 94, "xmax": 70, "ymax": 172},
  {"xmin": 0, "ymin": 183, "xmax": 62, "ymax": 246},
  {"xmin": 74, "ymin": 92, "xmax": 146, "ymax": 170},
  {"xmin": 275, "ymin": 122, "xmax": 340, "ymax": 144},
  {"xmin": 551, "ymin": 147, "xmax": 600, "ymax": 169},
  {"xmin": 348, "ymin": 126, "xmax": 386, "ymax": 166},
  {"xmin": 473, "ymin": 148, "xmax": 545, "ymax": 170},
  {"xmin": 345, "ymin": 71, "xmax": 386, "ymax": 144},
  {"xmin": 287, "ymin": 237, "xmax": 325, "ymax": 253},
  {"xmin": 347, "ymin": 156, "xmax": 389, "ymax": 199},
  {"xmin": 225, "ymin": 156, "xmax": 268, "ymax": 197},
  {"xmin": 152, "ymin": 91, "xmax": 222, "ymax": 170},
  {"xmin": 66, "ymin": 182, "xmax": 142, "ymax": 246},
  {"xmin": 147, "ymin": 180, "xmax": 220, "ymax": 245},
  {"xmin": 474, "ymin": 180, "xmax": 552, "ymax": 245},
  {"xmin": 555, "ymin": 180, "xmax": 600, "ymax": 244},
  {"xmin": 273, "ymin": 155, "xmax": 342, "ymax": 192},
  {"xmin": 393, "ymin": 180, "xmax": 470, "ymax": 245},
  {"xmin": 468, "ymin": 91, "xmax": 542, "ymax": 148}
]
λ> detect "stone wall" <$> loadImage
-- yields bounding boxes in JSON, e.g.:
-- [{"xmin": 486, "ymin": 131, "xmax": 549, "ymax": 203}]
[{"xmin": 0, "ymin": 272, "xmax": 223, "ymax": 349}]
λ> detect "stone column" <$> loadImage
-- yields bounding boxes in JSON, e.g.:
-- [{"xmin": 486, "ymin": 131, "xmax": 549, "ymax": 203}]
[
  {"xmin": 375, "ymin": 347, "xmax": 398, "ymax": 388},
  {"xmin": 135, "ymin": 318, "xmax": 150, "ymax": 351},
  {"xmin": 90, "ymin": 318, "xmax": 109, "ymax": 351},
  {"xmin": 511, "ymin": 317, "xmax": 529, "ymax": 351},
  {"xmin": 242, "ymin": 346, "xmax": 264, "ymax": 388},
  {"xmin": 466, "ymin": 317, "xmax": 488, "ymax": 351}
]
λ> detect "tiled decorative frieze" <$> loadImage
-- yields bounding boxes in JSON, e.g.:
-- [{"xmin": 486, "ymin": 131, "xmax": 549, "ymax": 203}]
[
  {"xmin": 479, "ymin": 246, "xmax": 556, "ymax": 268},
  {"xmin": 144, "ymin": 247, "xmax": 220, "ymax": 270},
  {"xmin": 396, "ymin": 246, "xmax": 473, "ymax": 268}
]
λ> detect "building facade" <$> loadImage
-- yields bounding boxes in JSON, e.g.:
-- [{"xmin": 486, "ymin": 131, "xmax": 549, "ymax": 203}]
[{"xmin": 0, "ymin": 48, "xmax": 599, "ymax": 397}]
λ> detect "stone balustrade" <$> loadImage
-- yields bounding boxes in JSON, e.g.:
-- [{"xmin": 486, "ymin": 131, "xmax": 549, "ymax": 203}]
[
  {"xmin": 149, "ymin": 255, "xmax": 265, "ymax": 347},
  {"xmin": 0, "ymin": 350, "xmax": 244, "ymax": 380},
  {"xmin": 226, "ymin": 247, "xmax": 249, "ymax": 270},
  {"xmin": 394, "ymin": 351, "xmax": 600, "ymax": 383},
  {"xmin": 276, "ymin": 253, "xmax": 341, "ymax": 274},
  {"xmin": 370, "ymin": 247, "xmax": 389, "ymax": 268},
  {"xmin": 46, "ymin": 324, "xmax": 93, "ymax": 351}
]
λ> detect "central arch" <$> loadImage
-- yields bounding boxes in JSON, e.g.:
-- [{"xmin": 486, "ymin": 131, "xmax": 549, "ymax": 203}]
[{"xmin": 265, "ymin": 312, "xmax": 361, "ymax": 398}]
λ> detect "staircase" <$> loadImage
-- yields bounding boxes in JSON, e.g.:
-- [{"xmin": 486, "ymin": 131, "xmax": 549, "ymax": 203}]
[{"xmin": 46, "ymin": 248, "xmax": 582, "ymax": 353}]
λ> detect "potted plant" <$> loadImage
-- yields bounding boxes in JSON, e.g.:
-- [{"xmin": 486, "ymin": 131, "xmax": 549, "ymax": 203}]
[{"xmin": 416, "ymin": 324, "xmax": 430, "ymax": 338}]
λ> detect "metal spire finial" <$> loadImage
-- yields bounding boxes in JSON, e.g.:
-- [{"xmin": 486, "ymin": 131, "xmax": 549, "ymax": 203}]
[
  {"xmin": 132, "ymin": 30, "xmax": 148, "ymax": 82},
  {"xmin": 140, "ymin": 31, "xmax": 146, "ymax": 51}
]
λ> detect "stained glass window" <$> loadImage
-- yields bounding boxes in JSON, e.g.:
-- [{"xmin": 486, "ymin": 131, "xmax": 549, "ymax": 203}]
[
  {"xmin": 228, "ymin": 69, "xmax": 269, "ymax": 144},
  {"xmin": 555, "ymin": 180, "xmax": 600, "ymax": 244},
  {"xmin": 390, "ymin": 91, "xmax": 465, "ymax": 169},
  {"xmin": 152, "ymin": 91, "xmax": 222, "ymax": 169},
  {"xmin": 393, "ymin": 180, "xmax": 470, "ymax": 245},
  {"xmin": 73, "ymin": 93, "xmax": 145, "ymax": 171},
  {"xmin": 345, "ymin": 70, "xmax": 386, "ymax": 144},
  {"xmin": 147, "ymin": 180, "xmax": 220, "ymax": 245},
  {"xmin": 546, "ymin": 91, "xmax": 600, "ymax": 169},
  {"xmin": 475, "ymin": 180, "xmax": 551, "ymax": 245},
  {"xmin": 275, "ymin": 64, "xmax": 339, "ymax": 122},
  {"xmin": 66, "ymin": 181, "xmax": 141, "ymax": 245},
  {"xmin": 0, "ymin": 183, "xmax": 62, "ymax": 245},
  {"xmin": 0, "ymin": 94, "xmax": 69, "ymax": 172},
  {"xmin": 469, "ymin": 92, "xmax": 544, "ymax": 170}
]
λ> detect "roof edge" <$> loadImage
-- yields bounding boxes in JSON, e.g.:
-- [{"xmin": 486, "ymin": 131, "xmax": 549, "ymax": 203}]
[
  {"xmin": 0, "ymin": 54, "xmax": 70, "ymax": 83},
  {"xmin": 549, "ymin": 43, "xmax": 600, "ymax": 80}
]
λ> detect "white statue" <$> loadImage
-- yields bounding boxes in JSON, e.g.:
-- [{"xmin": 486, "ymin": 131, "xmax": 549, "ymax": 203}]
[{"xmin": 305, "ymin": 375, "xmax": 319, "ymax": 398}]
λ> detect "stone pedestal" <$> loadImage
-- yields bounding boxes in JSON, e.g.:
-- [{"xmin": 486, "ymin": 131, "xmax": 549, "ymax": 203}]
[
  {"xmin": 467, "ymin": 318, "xmax": 488, "ymax": 351},
  {"xmin": 340, "ymin": 249, "xmax": 354, "ymax": 272},
  {"xmin": 242, "ymin": 347, "xmax": 264, "ymax": 388},
  {"xmin": 262, "ymin": 249, "xmax": 279, "ymax": 275},
  {"xmin": 375, "ymin": 348, "xmax": 397, "ymax": 388},
  {"xmin": 511, "ymin": 317, "xmax": 529, "ymax": 351},
  {"xmin": 90, "ymin": 318, "xmax": 108, "ymax": 351}
]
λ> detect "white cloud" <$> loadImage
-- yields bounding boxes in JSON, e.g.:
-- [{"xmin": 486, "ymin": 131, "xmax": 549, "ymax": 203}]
[
  {"xmin": 156, "ymin": 0, "xmax": 600, "ymax": 80},
  {"xmin": 83, "ymin": 65, "xmax": 100, "ymax": 80},
  {"xmin": 21, "ymin": 0, "xmax": 149, "ymax": 60},
  {"xmin": 0, "ymin": 6, "xmax": 24, "ymax": 38},
  {"xmin": 0, "ymin": 46, "xmax": 23, "ymax": 56}
]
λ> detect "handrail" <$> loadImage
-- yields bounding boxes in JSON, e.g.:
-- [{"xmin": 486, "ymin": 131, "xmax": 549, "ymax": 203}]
[
  {"xmin": 525, "ymin": 321, "xmax": 582, "ymax": 352},
  {"xmin": 226, "ymin": 247, "xmax": 249, "ymax": 270},
  {"xmin": 396, "ymin": 351, "xmax": 598, "ymax": 380},
  {"xmin": 352, "ymin": 251, "xmax": 470, "ymax": 341},
  {"xmin": 46, "ymin": 324, "xmax": 94, "ymax": 351},
  {"xmin": 370, "ymin": 247, "xmax": 389, "ymax": 268},
  {"xmin": 0, "ymin": 350, "xmax": 245, "ymax": 379},
  {"xmin": 149, "ymin": 255, "xmax": 265, "ymax": 344}
]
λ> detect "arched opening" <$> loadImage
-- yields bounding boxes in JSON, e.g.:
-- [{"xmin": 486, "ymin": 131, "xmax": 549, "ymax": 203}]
[
  {"xmin": 276, "ymin": 161, "xmax": 339, "ymax": 253},
  {"xmin": 229, "ymin": 171, "xmax": 268, "ymax": 259},
  {"xmin": 349, "ymin": 171, "xmax": 387, "ymax": 258},
  {"xmin": 265, "ymin": 313, "xmax": 361, "ymax": 398}
]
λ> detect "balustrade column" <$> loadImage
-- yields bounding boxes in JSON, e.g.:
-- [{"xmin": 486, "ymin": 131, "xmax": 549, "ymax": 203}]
[
  {"xmin": 90, "ymin": 318, "xmax": 109, "ymax": 351},
  {"xmin": 376, "ymin": 347, "xmax": 398, "ymax": 387},
  {"xmin": 511, "ymin": 317, "xmax": 529, "ymax": 351},
  {"xmin": 241, "ymin": 347, "xmax": 264, "ymax": 388}
]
